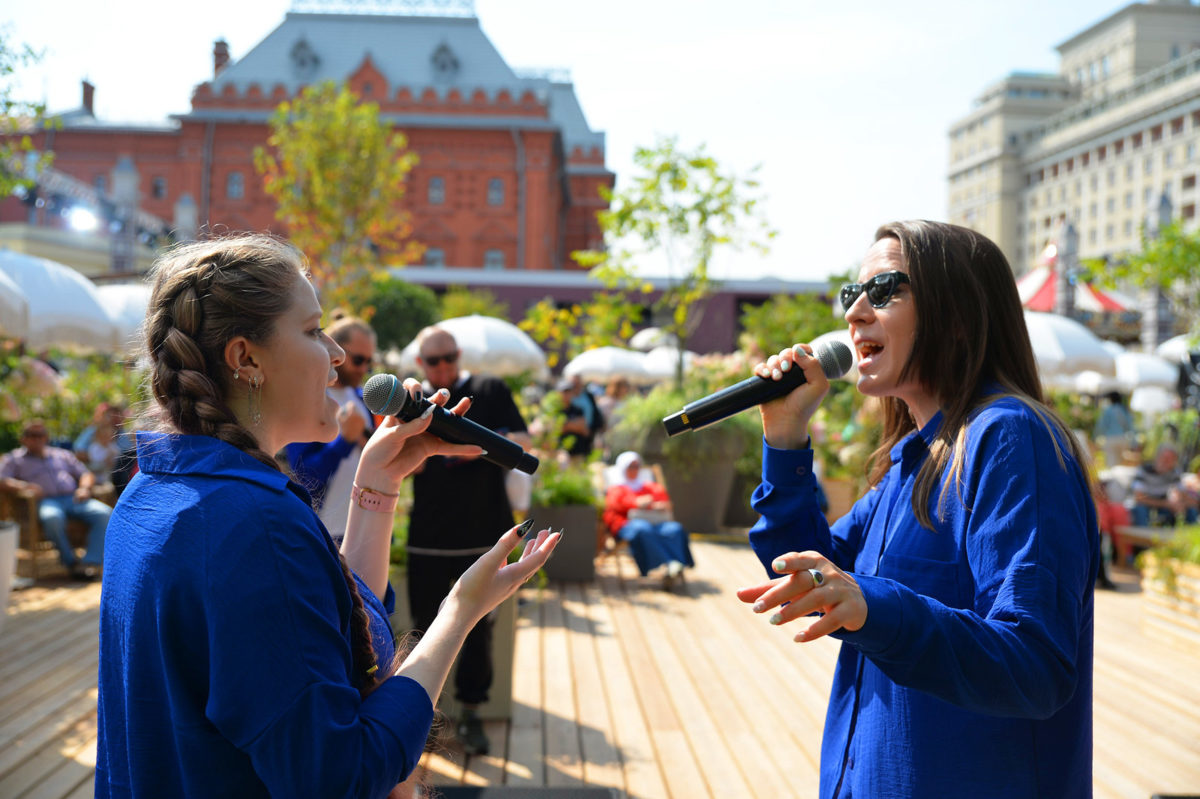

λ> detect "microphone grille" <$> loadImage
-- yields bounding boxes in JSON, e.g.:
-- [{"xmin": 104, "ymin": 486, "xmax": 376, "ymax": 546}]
[
  {"xmin": 816, "ymin": 340, "xmax": 854, "ymax": 379},
  {"xmin": 362, "ymin": 374, "xmax": 402, "ymax": 415}
]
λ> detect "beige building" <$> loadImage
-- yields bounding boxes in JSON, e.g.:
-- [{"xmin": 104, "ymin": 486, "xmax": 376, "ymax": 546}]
[{"xmin": 948, "ymin": 0, "xmax": 1200, "ymax": 274}]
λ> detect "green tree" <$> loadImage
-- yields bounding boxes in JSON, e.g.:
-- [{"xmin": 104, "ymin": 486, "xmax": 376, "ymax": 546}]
[
  {"xmin": 573, "ymin": 136, "xmax": 775, "ymax": 387},
  {"xmin": 254, "ymin": 81, "xmax": 422, "ymax": 311},
  {"xmin": 1083, "ymin": 219, "xmax": 1200, "ymax": 338},
  {"xmin": 738, "ymin": 291, "xmax": 843, "ymax": 359},
  {"xmin": 438, "ymin": 286, "xmax": 509, "ymax": 321},
  {"xmin": 0, "ymin": 29, "xmax": 52, "ymax": 197},
  {"xmin": 362, "ymin": 275, "xmax": 439, "ymax": 351},
  {"xmin": 519, "ymin": 290, "xmax": 646, "ymax": 369}
]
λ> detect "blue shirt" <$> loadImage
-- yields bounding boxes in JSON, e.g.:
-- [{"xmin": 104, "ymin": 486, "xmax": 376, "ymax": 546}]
[
  {"xmin": 750, "ymin": 395, "xmax": 1098, "ymax": 798},
  {"xmin": 96, "ymin": 433, "xmax": 433, "ymax": 799}
]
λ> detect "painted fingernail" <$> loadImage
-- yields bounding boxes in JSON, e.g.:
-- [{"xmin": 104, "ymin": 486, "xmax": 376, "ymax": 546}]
[
  {"xmin": 420, "ymin": 405, "xmax": 435, "ymax": 419},
  {"xmin": 768, "ymin": 612, "xmax": 783, "ymax": 625},
  {"xmin": 416, "ymin": 390, "xmax": 424, "ymax": 403},
  {"xmin": 516, "ymin": 518, "xmax": 535, "ymax": 536},
  {"xmin": 438, "ymin": 388, "xmax": 450, "ymax": 398},
  {"xmin": 772, "ymin": 559, "xmax": 787, "ymax": 572},
  {"xmin": 479, "ymin": 449, "xmax": 488, "ymax": 455},
  {"xmin": 771, "ymin": 368, "xmax": 782, "ymax": 380},
  {"xmin": 780, "ymin": 359, "xmax": 791, "ymax": 372},
  {"xmin": 752, "ymin": 601, "xmax": 765, "ymax": 613}
]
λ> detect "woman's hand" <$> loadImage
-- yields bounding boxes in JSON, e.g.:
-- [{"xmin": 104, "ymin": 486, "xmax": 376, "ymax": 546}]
[
  {"xmin": 355, "ymin": 379, "xmax": 483, "ymax": 493},
  {"xmin": 445, "ymin": 524, "xmax": 562, "ymax": 626},
  {"xmin": 755, "ymin": 344, "xmax": 831, "ymax": 450},
  {"xmin": 736, "ymin": 551, "xmax": 867, "ymax": 642}
]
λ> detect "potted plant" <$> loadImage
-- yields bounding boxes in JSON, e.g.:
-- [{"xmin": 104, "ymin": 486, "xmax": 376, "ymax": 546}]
[{"xmin": 1137, "ymin": 523, "xmax": 1200, "ymax": 656}]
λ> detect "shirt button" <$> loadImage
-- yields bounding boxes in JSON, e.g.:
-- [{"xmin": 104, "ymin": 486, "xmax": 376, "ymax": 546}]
[{"xmin": 795, "ymin": 466, "xmax": 807, "ymax": 476}]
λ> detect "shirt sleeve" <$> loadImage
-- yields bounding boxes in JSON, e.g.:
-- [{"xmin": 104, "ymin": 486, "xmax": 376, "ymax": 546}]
[
  {"xmin": 834, "ymin": 407, "xmax": 1098, "ymax": 719},
  {"xmin": 285, "ymin": 439, "xmax": 356, "ymax": 496},
  {"xmin": 747, "ymin": 439, "xmax": 878, "ymax": 576},
  {"xmin": 203, "ymin": 489, "xmax": 432, "ymax": 797},
  {"xmin": 0, "ymin": 454, "xmax": 13, "ymax": 481}
]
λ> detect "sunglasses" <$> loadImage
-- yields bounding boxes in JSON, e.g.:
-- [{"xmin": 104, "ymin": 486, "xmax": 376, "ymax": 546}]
[
  {"xmin": 346, "ymin": 353, "xmax": 374, "ymax": 368},
  {"xmin": 839, "ymin": 271, "xmax": 911, "ymax": 310},
  {"xmin": 421, "ymin": 350, "xmax": 459, "ymax": 367}
]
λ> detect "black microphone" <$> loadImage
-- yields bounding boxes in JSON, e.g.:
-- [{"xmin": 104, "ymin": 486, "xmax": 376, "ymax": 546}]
[
  {"xmin": 662, "ymin": 340, "xmax": 854, "ymax": 437},
  {"xmin": 362, "ymin": 374, "xmax": 539, "ymax": 475}
]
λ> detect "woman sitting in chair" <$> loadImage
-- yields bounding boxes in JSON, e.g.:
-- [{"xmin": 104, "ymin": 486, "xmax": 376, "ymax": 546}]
[{"xmin": 603, "ymin": 451, "xmax": 693, "ymax": 588}]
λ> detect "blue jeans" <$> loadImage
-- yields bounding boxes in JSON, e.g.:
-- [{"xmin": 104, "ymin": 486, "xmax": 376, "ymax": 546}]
[
  {"xmin": 39, "ymin": 494, "xmax": 111, "ymax": 567},
  {"xmin": 618, "ymin": 519, "xmax": 693, "ymax": 577},
  {"xmin": 1130, "ymin": 503, "xmax": 1199, "ymax": 527}
]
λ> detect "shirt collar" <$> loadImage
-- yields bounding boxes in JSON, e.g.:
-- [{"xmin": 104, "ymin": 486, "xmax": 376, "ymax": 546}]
[
  {"xmin": 888, "ymin": 410, "xmax": 944, "ymax": 464},
  {"xmin": 135, "ymin": 431, "xmax": 299, "ymax": 498}
]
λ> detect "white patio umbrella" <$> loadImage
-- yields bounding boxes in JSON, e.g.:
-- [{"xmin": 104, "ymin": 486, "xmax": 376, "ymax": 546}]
[
  {"xmin": 96, "ymin": 282, "xmax": 152, "ymax": 353},
  {"xmin": 1130, "ymin": 385, "xmax": 1176, "ymax": 425},
  {"xmin": 1115, "ymin": 350, "xmax": 1178, "ymax": 390},
  {"xmin": 1022, "ymin": 311, "xmax": 1116, "ymax": 378},
  {"xmin": 0, "ymin": 267, "xmax": 29, "ymax": 339},
  {"xmin": 642, "ymin": 345, "xmax": 698, "ymax": 381},
  {"xmin": 563, "ymin": 346, "xmax": 652, "ymax": 385},
  {"xmin": 1073, "ymin": 369, "xmax": 1121, "ymax": 395},
  {"xmin": 1156, "ymin": 333, "xmax": 1199, "ymax": 363},
  {"xmin": 629, "ymin": 326, "xmax": 677, "ymax": 352},
  {"xmin": 0, "ymin": 249, "xmax": 120, "ymax": 352},
  {"xmin": 398, "ymin": 314, "xmax": 548, "ymax": 378}
]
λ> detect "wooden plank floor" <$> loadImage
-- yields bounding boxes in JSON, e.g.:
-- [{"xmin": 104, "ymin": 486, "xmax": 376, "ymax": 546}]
[{"xmin": 2, "ymin": 541, "xmax": 1199, "ymax": 798}]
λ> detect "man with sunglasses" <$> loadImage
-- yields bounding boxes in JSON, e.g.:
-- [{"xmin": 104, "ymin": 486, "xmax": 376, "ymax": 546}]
[
  {"xmin": 285, "ymin": 314, "xmax": 378, "ymax": 544},
  {"xmin": 406, "ymin": 324, "xmax": 530, "ymax": 756}
]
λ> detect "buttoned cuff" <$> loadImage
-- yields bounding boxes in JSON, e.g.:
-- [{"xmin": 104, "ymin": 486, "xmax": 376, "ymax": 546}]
[
  {"xmin": 831, "ymin": 574, "xmax": 904, "ymax": 654},
  {"xmin": 762, "ymin": 438, "xmax": 816, "ymax": 489}
]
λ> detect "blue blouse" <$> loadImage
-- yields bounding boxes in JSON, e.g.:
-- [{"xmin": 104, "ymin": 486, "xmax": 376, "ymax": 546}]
[
  {"xmin": 96, "ymin": 433, "xmax": 433, "ymax": 798},
  {"xmin": 750, "ymin": 396, "xmax": 1098, "ymax": 798}
]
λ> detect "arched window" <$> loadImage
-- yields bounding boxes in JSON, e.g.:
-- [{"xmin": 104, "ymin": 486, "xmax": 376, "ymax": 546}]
[
  {"xmin": 226, "ymin": 171, "xmax": 245, "ymax": 200},
  {"xmin": 428, "ymin": 176, "xmax": 445, "ymax": 205},
  {"xmin": 487, "ymin": 178, "xmax": 504, "ymax": 206}
]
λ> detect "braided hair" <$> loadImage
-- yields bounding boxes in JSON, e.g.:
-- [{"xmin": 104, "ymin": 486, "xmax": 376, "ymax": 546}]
[{"xmin": 142, "ymin": 234, "xmax": 387, "ymax": 696}]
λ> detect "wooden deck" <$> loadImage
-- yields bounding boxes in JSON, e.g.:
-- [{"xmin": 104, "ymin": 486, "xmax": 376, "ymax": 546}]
[{"xmin": 2, "ymin": 540, "xmax": 1199, "ymax": 798}]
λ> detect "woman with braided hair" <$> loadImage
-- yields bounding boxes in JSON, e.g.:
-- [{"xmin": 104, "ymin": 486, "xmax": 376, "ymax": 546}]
[{"xmin": 95, "ymin": 234, "xmax": 559, "ymax": 798}]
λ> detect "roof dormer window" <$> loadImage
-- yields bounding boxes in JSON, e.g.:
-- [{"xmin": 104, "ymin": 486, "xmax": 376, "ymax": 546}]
[
  {"xmin": 432, "ymin": 43, "xmax": 459, "ymax": 81},
  {"xmin": 291, "ymin": 38, "xmax": 320, "ymax": 79}
]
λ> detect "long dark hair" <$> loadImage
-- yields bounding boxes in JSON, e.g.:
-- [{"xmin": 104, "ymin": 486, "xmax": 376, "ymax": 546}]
[
  {"xmin": 864, "ymin": 220, "xmax": 1091, "ymax": 527},
  {"xmin": 141, "ymin": 234, "xmax": 389, "ymax": 696}
]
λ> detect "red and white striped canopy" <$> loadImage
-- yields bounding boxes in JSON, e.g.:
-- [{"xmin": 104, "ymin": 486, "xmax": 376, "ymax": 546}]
[{"xmin": 1016, "ymin": 244, "xmax": 1136, "ymax": 313}]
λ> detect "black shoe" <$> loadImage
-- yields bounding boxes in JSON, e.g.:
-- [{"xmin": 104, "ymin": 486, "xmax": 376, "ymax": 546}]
[
  {"xmin": 69, "ymin": 564, "xmax": 101, "ymax": 582},
  {"xmin": 456, "ymin": 709, "xmax": 490, "ymax": 756}
]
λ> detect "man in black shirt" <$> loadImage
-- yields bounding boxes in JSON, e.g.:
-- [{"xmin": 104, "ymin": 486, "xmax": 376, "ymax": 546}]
[{"xmin": 407, "ymin": 326, "xmax": 530, "ymax": 755}]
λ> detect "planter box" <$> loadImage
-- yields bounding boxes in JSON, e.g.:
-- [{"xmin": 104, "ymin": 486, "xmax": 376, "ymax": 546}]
[
  {"xmin": 1140, "ymin": 557, "xmax": 1200, "ymax": 657},
  {"xmin": 389, "ymin": 567, "xmax": 518, "ymax": 721},
  {"xmin": 528, "ymin": 504, "xmax": 598, "ymax": 582}
]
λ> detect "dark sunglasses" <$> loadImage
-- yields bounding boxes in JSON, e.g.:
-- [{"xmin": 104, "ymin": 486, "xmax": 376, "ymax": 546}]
[
  {"xmin": 346, "ymin": 353, "xmax": 374, "ymax": 368},
  {"xmin": 422, "ymin": 350, "xmax": 459, "ymax": 367},
  {"xmin": 839, "ymin": 271, "xmax": 911, "ymax": 310}
]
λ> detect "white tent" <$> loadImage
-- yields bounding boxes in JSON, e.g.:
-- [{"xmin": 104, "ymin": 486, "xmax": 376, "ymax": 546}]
[
  {"xmin": 563, "ymin": 346, "xmax": 652, "ymax": 385},
  {"xmin": 643, "ymin": 345, "xmax": 698, "ymax": 381},
  {"xmin": 96, "ymin": 282, "xmax": 153, "ymax": 353},
  {"xmin": 1114, "ymin": 350, "xmax": 1178, "ymax": 391},
  {"xmin": 0, "ymin": 267, "xmax": 29, "ymax": 340},
  {"xmin": 1156, "ymin": 333, "xmax": 1199, "ymax": 363},
  {"xmin": 1023, "ymin": 311, "xmax": 1116, "ymax": 378},
  {"xmin": 0, "ymin": 249, "xmax": 120, "ymax": 352},
  {"xmin": 397, "ymin": 315, "xmax": 548, "ymax": 378}
]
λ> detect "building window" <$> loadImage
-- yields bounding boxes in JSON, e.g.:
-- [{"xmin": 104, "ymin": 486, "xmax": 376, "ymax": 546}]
[
  {"xmin": 1132, "ymin": 133, "xmax": 1143, "ymax": 149},
  {"xmin": 428, "ymin": 176, "xmax": 445, "ymax": 205},
  {"xmin": 1125, "ymin": 192, "xmax": 1134, "ymax": 209},
  {"xmin": 1102, "ymin": 55, "xmax": 1110, "ymax": 77},
  {"xmin": 1106, "ymin": 224, "xmax": 1114, "ymax": 240},
  {"xmin": 487, "ymin": 178, "xmax": 504, "ymax": 206},
  {"xmin": 1107, "ymin": 168, "xmax": 1116, "ymax": 186},
  {"xmin": 152, "ymin": 176, "xmax": 167, "ymax": 199},
  {"xmin": 1189, "ymin": 142, "xmax": 1198, "ymax": 161},
  {"xmin": 424, "ymin": 247, "xmax": 445, "ymax": 267},
  {"xmin": 1172, "ymin": 117, "xmax": 1185, "ymax": 136},
  {"xmin": 1145, "ymin": 156, "xmax": 1154, "ymax": 175},
  {"xmin": 1165, "ymin": 150, "xmax": 1175, "ymax": 167},
  {"xmin": 1126, "ymin": 163, "xmax": 1135, "ymax": 180},
  {"xmin": 1089, "ymin": 202, "xmax": 1098, "ymax": 218},
  {"xmin": 1088, "ymin": 228, "xmax": 1097, "ymax": 245},
  {"xmin": 1184, "ymin": 174, "xmax": 1196, "ymax": 190},
  {"xmin": 1185, "ymin": 203, "xmax": 1196, "ymax": 220},
  {"xmin": 1106, "ymin": 197, "xmax": 1115, "ymax": 213},
  {"xmin": 1145, "ymin": 187, "xmax": 1154, "ymax": 205},
  {"xmin": 93, "ymin": 175, "xmax": 108, "ymax": 194},
  {"xmin": 1124, "ymin": 219, "xmax": 1133, "ymax": 236},
  {"xmin": 1090, "ymin": 175, "xmax": 1099, "ymax": 191},
  {"xmin": 1098, "ymin": 145, "xmax": 1107, "ymax": 161},
  {"xmin": 1081, "ymin": 152, "xmax": 1090, "ymax": 167},
  {"xmin": 1151, "ymin": 125, "xmax": 1163, "ymax": 143},
  {"xmin": 1114, "ymin": 140, "xmax": 1124, "ymax": 155},
  {"xmin": 483, "ymin": 249, "xmax": 504, "ymax": 270},
  {"xmin": 226, "ymin": 171, "xmax": 244, "ymax": 200}
]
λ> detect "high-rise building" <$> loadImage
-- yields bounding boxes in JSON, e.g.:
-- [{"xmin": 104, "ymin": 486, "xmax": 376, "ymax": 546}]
[{"xmin": 948, "ymin": 0, "xmax": 1200, "ymax": 275}]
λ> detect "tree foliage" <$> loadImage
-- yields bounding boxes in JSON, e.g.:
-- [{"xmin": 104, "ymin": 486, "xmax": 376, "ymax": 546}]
[
  {"xmin": 0, "ymin": 28, "xmax": 52, "ymax": 198},
  {"xmin": 571, "ymin": 136, "xmax": 775, "ymax": 387},
  {"xmin": 438, "ymin": 286, "xmax": 510, "ymax": 321},
  {"xmin": 738, "ymin": 290, "xmax": 843, "ymax": 360},
  {"xmin": 1082, "ymin": 219, "xmax": 1200, "ymax": 336},
  {"xmin": 254, "ymin": 81, "xmax": 422, "ymax": 311},
  {"xmin": 361, "ymin": 275, "xmax": 439, "ymax": 352}
]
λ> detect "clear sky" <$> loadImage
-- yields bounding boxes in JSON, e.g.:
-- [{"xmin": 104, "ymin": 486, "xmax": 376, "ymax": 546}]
[{"xmin": 7, "ymin": 0, "xmax": 1133, "ymax": 282}]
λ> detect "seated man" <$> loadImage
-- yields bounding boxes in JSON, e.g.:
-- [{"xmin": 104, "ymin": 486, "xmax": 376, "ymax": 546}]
[
  {"xmin": 0, "ymin": 419, "xmax": 110, "ymax": 579},
  {"xmin": 1129, "ymin": 443, "xmax": 1200, "ymax": 527},
  {"xmin": 602, "ymin": 450, "xmax": 693, "ymax": 589}
]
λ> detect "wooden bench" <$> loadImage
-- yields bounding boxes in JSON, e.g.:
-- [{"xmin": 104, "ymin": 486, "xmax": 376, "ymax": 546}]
[
  {"xmin": 0, "ymin": 484, "xmax": 115, "ymax": 579},
  {"xmin": 1113, "ymin": 524, "xmax": 1180, "ymax": 567}
]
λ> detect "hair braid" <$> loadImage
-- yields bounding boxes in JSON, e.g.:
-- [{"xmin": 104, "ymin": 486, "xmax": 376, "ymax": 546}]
[{"xmin": 142, "ymin": 234, "xmax": 391, "ymax": 697}]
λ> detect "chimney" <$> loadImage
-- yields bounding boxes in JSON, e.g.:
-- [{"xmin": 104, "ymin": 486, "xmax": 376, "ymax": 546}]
[
  {"xmin": 213, "ymin": 39, "xmax": 230, "ymax": 77},
  {"xmin": 82, "ymin": 79, "xmax": 95, "ymax": 115}
]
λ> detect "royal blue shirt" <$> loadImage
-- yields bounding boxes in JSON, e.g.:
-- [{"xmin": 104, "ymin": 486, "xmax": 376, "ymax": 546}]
[
  {"xmin": 96, "ymin": 433, "xmax": 433, "ymax": 799},
  {"xmin": 750, "ymin": 395, "xmax": 1098, "ymax": 798}
]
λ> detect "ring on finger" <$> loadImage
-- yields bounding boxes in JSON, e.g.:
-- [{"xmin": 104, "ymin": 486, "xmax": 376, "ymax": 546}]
[{"xmin": 808, "ymin": 568, "xmax": 825, "ymax": 589}]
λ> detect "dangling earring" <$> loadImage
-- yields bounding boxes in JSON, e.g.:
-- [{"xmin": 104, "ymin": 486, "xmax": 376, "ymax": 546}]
[
  {"xmin": 233, "ymin": 368, "xmax": 241, "ymax": 381},
  {"xmin": 248, "ymin": 374, "xmax": 263, "ymax": 426}
]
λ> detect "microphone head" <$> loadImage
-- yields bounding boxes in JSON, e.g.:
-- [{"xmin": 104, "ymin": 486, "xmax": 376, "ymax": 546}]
[
  {"xmin": 362, "ymin": 373, "xmax": 409, "ymax": 416},
  {"xmin": 815, "ymin": 340, "xmax": 854, "ymax": 380}
]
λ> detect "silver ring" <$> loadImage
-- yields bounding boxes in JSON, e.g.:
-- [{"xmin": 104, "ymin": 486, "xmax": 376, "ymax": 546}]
[{"xmin": 808, "ymin": 568, "xmax": 825, "ymax": 588}]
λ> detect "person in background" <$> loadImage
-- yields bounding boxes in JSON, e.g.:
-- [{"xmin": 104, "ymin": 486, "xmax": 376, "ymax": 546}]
[
  {"xmin": 286, "ymin": 313, "xmax": 378, "ymax": 544},
  {"xmin": 95, "ymin": 234, "xmax": 559, "ymax": 798},
  {"xmin": 602, "ymin": 450, "xmax": 693, "ymax": 589},
  {"xmin": 1093, "ymin": 391, "xmax": 1135, "ymax": 469},
  {"xmin": 555, "ymin": 376, "xmax": 602, "ymax": 459},
  {"xmin": 737, "ymin": 221, "xmax": 1097, "ymax": 798},
  {"xmin": 1129, "ymin": 442, "xmax": 1200, "ymax": 527},
  {"xmin": 409, "ymin": 325, "xmax": 531, "ymax": 756},
  {"xmin": 0, "ymin": 419, "xmax": 110, "ymax": 580}
]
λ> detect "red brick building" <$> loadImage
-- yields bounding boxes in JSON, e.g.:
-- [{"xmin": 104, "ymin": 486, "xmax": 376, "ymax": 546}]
[{"xmin": 3, "ymin": 3, "xmax": 613, "ymax": 274}]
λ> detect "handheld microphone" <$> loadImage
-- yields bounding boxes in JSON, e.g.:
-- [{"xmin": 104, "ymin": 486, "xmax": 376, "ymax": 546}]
[
  {"xmin": 662, "ymin": 340, "xmax": 854, "ymax": 437},
  {"xmin": 362, "ymin": 374, "xmax": 539, "ymax": 475}
]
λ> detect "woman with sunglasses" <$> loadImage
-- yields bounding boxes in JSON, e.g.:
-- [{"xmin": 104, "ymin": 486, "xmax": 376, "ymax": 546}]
[
  {"xmin": 737, "ymin": 221, "xmax": 1097, "ymax": 798},
  {"xmin": 96, "ymin": 235, "xmax": 560, "ymax": 798}
]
